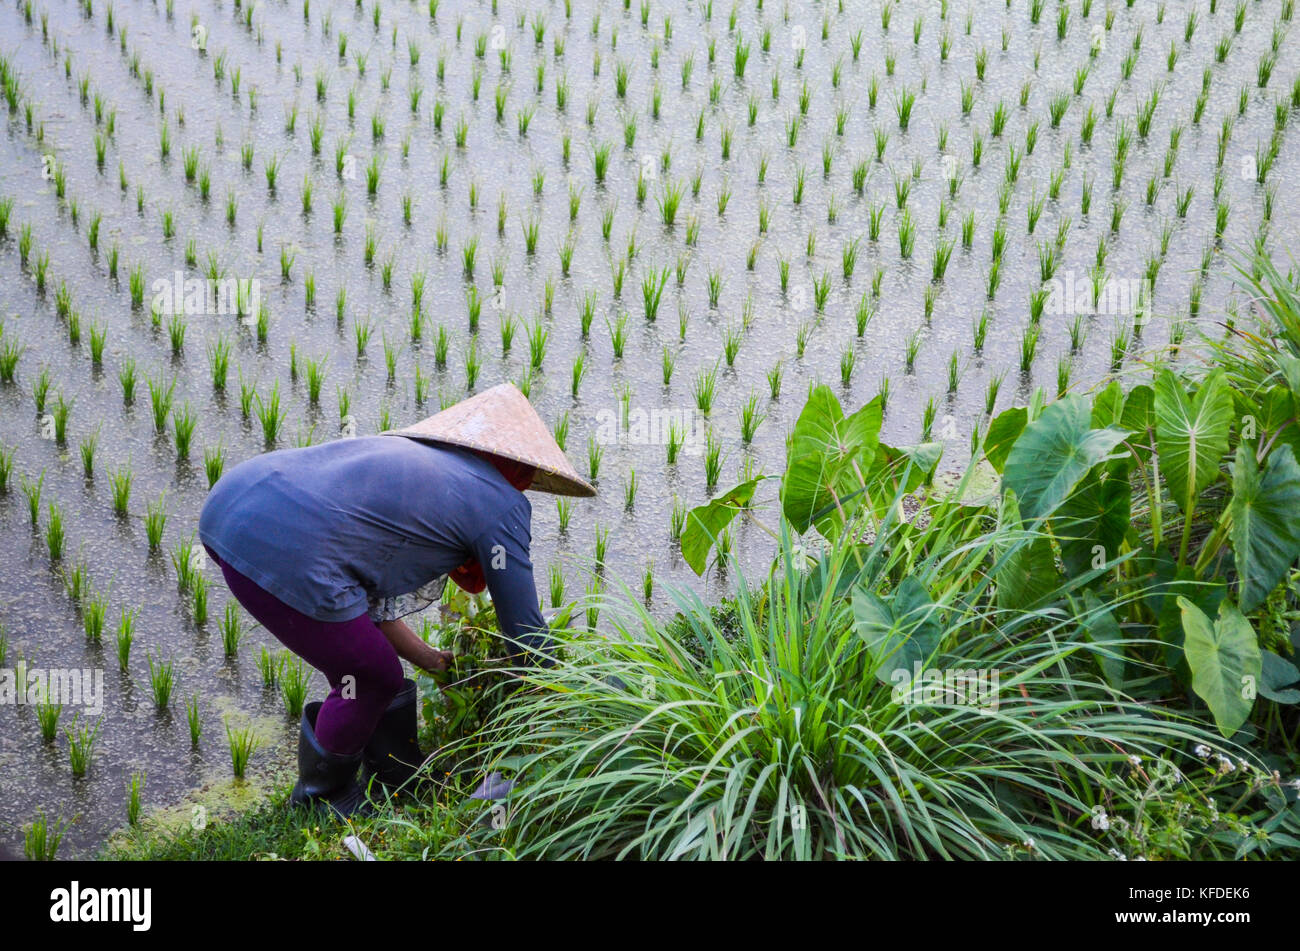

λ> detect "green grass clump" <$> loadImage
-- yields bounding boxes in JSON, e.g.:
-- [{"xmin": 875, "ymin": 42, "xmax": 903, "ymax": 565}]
[{"xmin": 225, "ymin": 719, "xmax": 261, "ymax": 779}]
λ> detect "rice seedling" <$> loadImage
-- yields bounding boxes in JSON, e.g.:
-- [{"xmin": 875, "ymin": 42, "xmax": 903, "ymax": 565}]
[
  {"xmin": 0, "ymin": 337, "xmax": 23, "ymax": 384},
  {"xmin": 704, "ymin": 428, "xmax": 723, "ymax": 489},
  {"xmin": 65, "ymin": 716, "xmax": 101, "ymax": 777},
  {"xmin": 225, "ymin": 719, "xmax": 260, "ymax": 780},
  {"xmin": 147, "ymin": 652, "xmax": 176, "ymax": 709},
  {"xmin": 124, "ymin": 770, "xmax": 147, "ymax": 827},
  {"xmin": 552, "ymin": 412, "xmax": 570, "ymax": 454},
  {"xmin": 898, "ymin": 208, "xmax": 916, "ymax": 258},
  {"xmin": 36, "ymin": 697, "xmax": 62, "ymax": 744},
  {"xmin": 974, "ymin": 370, "xmax": 1003, "ymax": 420},
  {"xmin": 901, "ymin": 324, "xmax": 925, "ymax": 372},
  {"xmin": 81, "ymin": 584, "xmax": 109, "ymax": 642},
  {"xmin": 176, "ymin": 693, "xmax": 199, "ymax": 749},
  {"xmin": 257, "ymin": 646, "xmax": 282, "ymax": 689},
  {"xmin": 145, "ymin": 495, "xmax": 167, "ymax": 550},
  {"xmin": 191, "ymin": 572, "xmax": 210, "ymax": 626},
  {"xmin": 607, "ymin": 311, "xmax": 629, "ymax": 360},
  {"xmin": 61, "ymin": 561, "xmax": 88, "ymax": 604},
  {"xmin": 44, "ymin": 502, "xmax": 64, "ymax": 561},
  {"xmin": 587, "ymin": 435, "xmax": 604, "ymax": 483},
  {"xmin": 203, "ymin": 444, "xmax": 225, "ymax": 490},
  {"xmin": 623, "ymin": 469, "xmax": 639, "ymax": 511},
  {"xmin": 705, "ymin": 267, "xmax": 725, "ymax": 308},
  {"xmin": 559, "ymin": 232, "xmax": 576, "ymax": 276},
  {"xmin": 1020, "ymin": 324, "xmax": 1041, "ymax": 372},
  {"xmin": 723, "ymin": 325, "xmax": 743, "ymax": 367},
  {"xmin": 23, "ymin": 812, "xmax": 64, "ymax": 861},
  {"xmin": 254, "ymin": 382, "xmax": 287, "ymax": 445},
  {"xmin": 692, "ymin": 362, "xmax": 719, "ymax": 416},
  {"xmin": 1109, "ymin": 319, "xmax": 1131, "ymax": 371},
  {"xmin": 464, "ymin": 337, "xmax": 481, "ymax": 390},
  {"xmin": 740, "ymin": 394, "xmax": 765, "ymax": 444},
  {"xmin": 280, "ymin": 657, "xmax": 312, "ymax": 719},
  {"xmin": 641, "ymin": 266, "xmax": 669, "ymax": 322},
  {"xmin": 932, "ymin": 238, "xmax": 954, "ymax": 282},
  {"xmin": 527, "ymin": 320, "xmax": 550, "ymax": 370},
  {"xmin": 171, "ymin": 402, "xmax": 197, "ymax": 460}
]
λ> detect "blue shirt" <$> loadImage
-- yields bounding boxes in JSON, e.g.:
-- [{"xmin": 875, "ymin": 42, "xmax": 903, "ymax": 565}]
[{"xmin": 198, "ymin": 436, "xmax": 545, "ymax": 649}]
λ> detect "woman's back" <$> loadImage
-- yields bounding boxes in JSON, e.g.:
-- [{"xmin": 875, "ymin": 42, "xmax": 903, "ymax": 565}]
[{"xmin": 199, "ymin": 436, "xmax": 530, "ymax": 622}]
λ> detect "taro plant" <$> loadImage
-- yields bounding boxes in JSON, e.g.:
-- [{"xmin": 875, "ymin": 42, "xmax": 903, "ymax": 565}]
[
  {"xmin": 147, "ymin": 652, "xmax": 176, "ymax": 709},
  {"xmin": 457, "ymin": 321, "xmax": 1300, "ymax": 858}
]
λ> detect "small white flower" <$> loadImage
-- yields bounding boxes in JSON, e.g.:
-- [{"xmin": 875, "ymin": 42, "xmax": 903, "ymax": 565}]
[
  {"xmin": 1106, "ymin": 848, "xmax": 1127, "ymax": 861},
  {"xmin": 1194, "ymin": 744, "xmax": 1211, "ymax": 759},
  {"xmin": 1023, "ymin": 838, "xmax": 1036, "ymax": 851},
  {"xmin": 1128, "ymin": 754, "xmax": 1141, "ymax": 767}
]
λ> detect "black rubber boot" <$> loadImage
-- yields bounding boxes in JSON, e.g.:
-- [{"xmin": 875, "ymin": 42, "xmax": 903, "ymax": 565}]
[
  {"xmin": 290, "ymin": 701, "xmax": 371, "ymax": 819},
  {"xmin": 362, "ymin": 678, "xmax": 424, "ymax": 794}
]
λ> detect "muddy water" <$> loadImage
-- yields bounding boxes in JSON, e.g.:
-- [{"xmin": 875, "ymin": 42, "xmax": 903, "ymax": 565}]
[{"xmin": 0, "ymin": 0, "xmax": 1295, "ymax": 855}]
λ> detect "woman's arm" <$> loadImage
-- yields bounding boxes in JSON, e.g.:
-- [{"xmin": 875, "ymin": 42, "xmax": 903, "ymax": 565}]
[
  {"xmin": 470, "ymin": 499, "xmax": 552, "ymax": 665},
  {"xmin": 375, "ymin": 618, "xmax": 453, "ymax": 673}
]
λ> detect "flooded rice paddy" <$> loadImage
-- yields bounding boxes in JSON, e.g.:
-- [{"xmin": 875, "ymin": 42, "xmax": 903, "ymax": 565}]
[{"xmin": 0, "ymin": 0, "xmax": 1297, "ymax": 855}]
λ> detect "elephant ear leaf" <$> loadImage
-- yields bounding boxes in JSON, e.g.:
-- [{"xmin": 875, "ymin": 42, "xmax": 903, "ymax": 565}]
[
  {"xmin": 1259, "ymin": 651, "xmax": 1300, "ymax": 705},
  {"xmin": 1154, "ymin": 369, "xmax": 1233, "ymax": 515},
  {"xmin": 1002, "ymin": 394, "xmax": 1128, "ymax": 521},
  {"xmin": 680, "ymin": 479, "xmax": 762, "ymax": 576},
  {"xmin": 1056, "ymin": 461, "xmax": 1132, "ymax": 580},
  {"xmin": 781, "ymin": 385, "xmax": 847, "ymax": 534},
  {"xmin": 852, "ymin": 578, "xmax": 943, "ymax": 685},
  {"xmin": 983, "ymin": 407, "xmax": 1027, "ymax": 474},
  {"xmin": 780, "ymin": 386, "xmax": 882, "ymax": 536},
  {"xmin": 1120, "ymin": 384, "xmax": 1154, "ymax": 434},
  {"xmin": 1090, "ymin": 380, "xmax": 1124, "ymax": 429},
  {"xmin": 994, "ymin": 492, "xmax": 1061, "ymax": 609},
  {"xmin": 1179, "ymin": 596, "xmax": 1261, "ymax": 738},
  {"xmin": 1227, "ymin": 444, "xmax": 1300, "ymax": 612}
]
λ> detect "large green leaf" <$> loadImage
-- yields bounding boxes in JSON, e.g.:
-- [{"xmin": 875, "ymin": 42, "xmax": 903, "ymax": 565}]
[
  {"xmin": 1227, "ymin": 444, "xmax": 1300, "ymax": 611},
  {"xmin": 801, "ymin": 545, "xmax": 868, "ymax": 607},
  {"xmin": 680, "ymin": 479, "xmax": 761, "ymax": 575},
  {"xmin": 780, "ymin": 387, "xmax": 882, "ymax": 536},
  {"xmin": 995, "ymin": 492, "xmax": 1062, "ymax": 609},
  {"xmin": 1152, "ymin": 560, "xmax": 1225, "ymax": 676},
  {"xmin": 1179, "ymin": 596, "xmax": 1261, "ymax": 737},
  {"xmin": 1154, "ymin": 369, "xmax": 1233, "ymax": 515},
  {"xmin": 852, "ymin": 577, "xmax": 943, "ymax": 685},
  {"xmin": 1259, "ymin": 650, "xmax": 1300, "ymax": 704},
  {"xmin": 983, "ymin": 406, "xmax": 1027, "ymax": 474},
  {"xmin": 863, "ymin": 439, "xmax": 941, "ymax": 495},
  {"xmin": 1120, "ymin": 384, "xmax": 1155, "ymax": 435},
  {"xmin": 1275, "ymin": 352, "xmax": 1300, "ymax": 399},
  {"xmin": 1091, "ymin": 380, "xmax": 1125, "ymax": 429},
  {"xmin": 1250, "ymin": 386, "xmax": 1300, "ymax": 471},
  {"xmin": 1002, "ymin": 394, "xmax": 1128, "ymax": 521},
  {"xmin": 1055, "ymin": 459, "xmax": 1132, "ymax": 579}
]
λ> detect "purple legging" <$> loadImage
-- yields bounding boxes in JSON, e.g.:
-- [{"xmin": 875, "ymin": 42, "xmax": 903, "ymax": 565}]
[{"xmin": 205, "ymin": 547, "xmax": 404, "ymax": 756}]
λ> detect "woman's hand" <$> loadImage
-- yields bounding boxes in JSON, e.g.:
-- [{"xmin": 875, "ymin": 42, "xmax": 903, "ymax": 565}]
[
  {"xmin": 421, "ymin": 649, "xmax": 455, "ymax": 674},
  {"xmin": 376, "ymin": 618, "xmax": 454, "ymax": 675}
]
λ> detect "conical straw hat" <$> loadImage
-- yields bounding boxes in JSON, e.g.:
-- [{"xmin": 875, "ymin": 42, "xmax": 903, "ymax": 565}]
[{"xmin": 381, "ymin": 383, "xmax": 596, "ymax": 498}]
